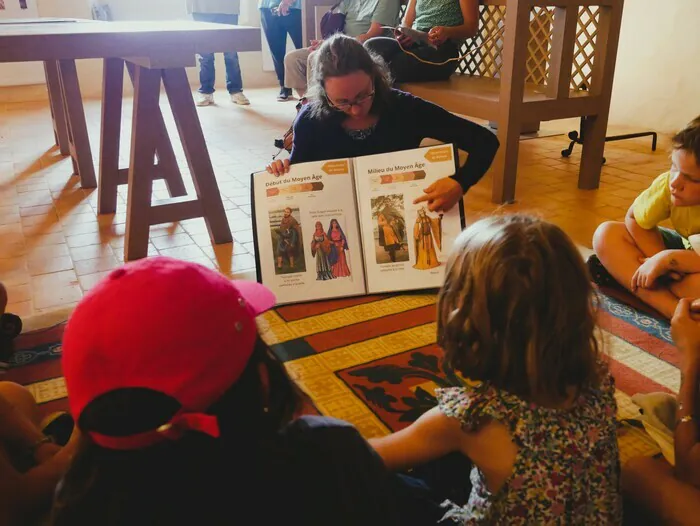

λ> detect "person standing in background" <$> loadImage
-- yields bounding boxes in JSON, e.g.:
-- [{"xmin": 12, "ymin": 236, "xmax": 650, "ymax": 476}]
[
  {"xmin": 188, "ymin": 0, "xmax": 251, "ymax": 106},
  {"xmin": 259, "ymin": 0, "xmax": 303, "ymax": 101}
]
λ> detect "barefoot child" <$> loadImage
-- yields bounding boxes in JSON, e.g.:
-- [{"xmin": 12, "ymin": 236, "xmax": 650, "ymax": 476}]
[
  {"xmin": 371, "ymin": 215, "xmax": 622, "ymax": 524},
  {"xmin": 591, "ymin": 116, "xmax": 700, "ymax": 318}
]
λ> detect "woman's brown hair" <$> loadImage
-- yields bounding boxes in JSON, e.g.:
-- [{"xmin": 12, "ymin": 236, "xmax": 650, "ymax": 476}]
[
  {"xmin": 437, "ymin": 214, "xmax": 605, "ymax": 403},
  {"xmin": 307, "ymin": 33, "xmax": 393, "ymax": 119}
]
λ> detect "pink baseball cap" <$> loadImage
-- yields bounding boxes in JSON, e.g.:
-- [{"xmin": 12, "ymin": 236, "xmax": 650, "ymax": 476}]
[{"xmin": 61, "ymin": 257, "xmax": 275, "ymax": 450}]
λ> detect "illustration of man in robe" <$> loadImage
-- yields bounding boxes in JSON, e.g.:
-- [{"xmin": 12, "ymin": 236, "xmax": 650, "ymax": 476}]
[
  {"xmin": 311, "ymin": 221, "xmax": 334, "ymax": 281},
  {"xmin": 377, "ymin": 207, "xmax": 405, "ymax": 263},
  {"xmin": 412, "ymin": 207, "xmax": 442, "ymax": 270},
  {"xmin": 327, "ymin": 219, "xmax": 351, "ymax": 278},
  {"xmin": 276, "ymin": 207, "xmax": 301, "ymax": 270}
]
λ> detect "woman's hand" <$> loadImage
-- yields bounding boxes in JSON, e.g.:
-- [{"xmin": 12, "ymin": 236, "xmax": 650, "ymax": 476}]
[
  {"xmin": 428, "ymin": 26, "xmax": 449, "ymax": 46},
  {"xmin": 413, "ymin": 177, "xmax": 463, "ymax": 212},
  {"xmin": 631, "ymin": 252, "xmax": 672, "ymax": 291},
  {"xmin": 266, "ymin": 159, "xmax": 291, "ymax": 176}
]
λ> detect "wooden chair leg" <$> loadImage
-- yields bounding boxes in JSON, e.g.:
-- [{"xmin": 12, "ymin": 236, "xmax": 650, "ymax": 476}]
[
  {"xmin": 492, "ymin": 118, "xmax": 522, "ymax": 204},
  {"xmin": 125, "ymin": 62, "xmax": 186, "ymax": 199},
  {"xmin": 44, "ymin": 61, "xmax": 70, "ymax": 156},
  {"xmin": 161, "ymin": 67, "xmax": 232, "ymax": 245},
  {"xmin": 98, "ymin": 58, "xmax": 125, "ymax": 214},
  {"xmin": 578, "ymin": 114, "xmax": 608, "ymax": 190},
  {"xmin": 57, "ymin": 59, "xmax": 97, "ymax": 189},
  {"xmin": 124, "ymin": 65, "xmax": 162, "ymax": 261}
]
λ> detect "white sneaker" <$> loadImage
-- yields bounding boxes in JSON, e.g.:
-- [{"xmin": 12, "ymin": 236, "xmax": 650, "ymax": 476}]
[
  {"xmin": 196, "ymin": 93, "xmax": 215, "ymax": 106},
  {"xmin": 230, "ymin": 92, "xmax": 250, "ymax": 105}
]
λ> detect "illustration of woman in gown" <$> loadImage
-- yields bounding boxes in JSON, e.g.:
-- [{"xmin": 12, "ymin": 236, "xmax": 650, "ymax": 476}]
[
  {"xmin": 412, "ymin": 207, "xmax": 442, "ymax": 270},
  {"xmin": 327, "ymin": 219, "xmax": 351, "ymax": 278},
  {"xmin": 377, "ymin": 208, "xmax": 405, "ymax": 263},
  {"xmin": 310, "ymin": 221, "xmax": 334, "ymax": 281}
]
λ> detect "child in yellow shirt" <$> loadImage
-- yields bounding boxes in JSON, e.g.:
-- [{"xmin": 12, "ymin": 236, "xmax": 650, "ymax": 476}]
[{"xmin": 590, "ymin": 116, "xmax": 700, "ymax": 318}]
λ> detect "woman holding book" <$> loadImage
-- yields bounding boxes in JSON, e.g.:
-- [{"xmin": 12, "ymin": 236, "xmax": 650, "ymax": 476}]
[{"xmin": 266, "ymin": 34, "xmax": 499, "ymax": 214}]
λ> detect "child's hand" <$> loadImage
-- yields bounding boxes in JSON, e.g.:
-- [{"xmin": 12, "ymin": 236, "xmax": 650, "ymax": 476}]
[
  {"xmin": 428, "ymin": 26, "xmax": 449, "ymax": 46},
  {"xmin": 631, "ymin": 252, "xmax": 671, "ymax": 291},
  {"xmin": 671, "ymin": 298, "xmax": 700, "ymax": 365},
  {"xmin": 395, "ymin": 28, "xmax": 414, "ymax": 47}
]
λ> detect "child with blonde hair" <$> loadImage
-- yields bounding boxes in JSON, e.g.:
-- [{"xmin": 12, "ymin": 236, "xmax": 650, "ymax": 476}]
[{"xmin": 372, "ymin": 214, "xmax": 622, "ymax": 524}]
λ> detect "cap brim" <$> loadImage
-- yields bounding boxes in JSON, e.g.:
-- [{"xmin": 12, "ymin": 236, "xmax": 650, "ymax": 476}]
[{"xmin": 235, "ymin": 280, "xmax": 276, "ymax": 315}]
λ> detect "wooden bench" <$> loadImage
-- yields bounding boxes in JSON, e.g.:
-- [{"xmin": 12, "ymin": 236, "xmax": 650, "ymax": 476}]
[{"xmin": 301, "ymin": 0, "xmax": 624, "ymax": 204}]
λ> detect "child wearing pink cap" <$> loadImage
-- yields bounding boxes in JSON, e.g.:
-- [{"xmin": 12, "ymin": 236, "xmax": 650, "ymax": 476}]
[{"xmin": 52, "ymin": 257, "xmax": 401, "ymax": 526}]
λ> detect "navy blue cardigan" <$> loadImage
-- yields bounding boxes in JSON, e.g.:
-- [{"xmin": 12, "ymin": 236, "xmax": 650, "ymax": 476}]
[{"xmin": 289, "ymin": 89, "xmax": 499, "ymax": 192}]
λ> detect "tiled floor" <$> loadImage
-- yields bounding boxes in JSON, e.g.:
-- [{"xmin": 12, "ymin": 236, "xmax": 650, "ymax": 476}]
[{"xmin": 0, "ymin": 86, "xmax": 671, "ymax": 318}]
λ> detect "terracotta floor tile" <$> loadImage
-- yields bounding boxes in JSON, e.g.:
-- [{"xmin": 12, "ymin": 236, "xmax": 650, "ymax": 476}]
[
  {"xmin": 19, "ymin": 204, "xmax": 55, "ymax": 217},
  {"xmin": 28, "ymin": 255, "xmax": 74, "ymax": 276},
  {"xmin": 6, "ymin": 300, "xmax": 33, "ymax": 317},
  {"xmin": 31, "ymin": 270, "xmax": 82, "ymax": 310},
  {"xmin": 69, "ymin": 244, "xmax": 115, "ymax": 262},
  {"xmin": 6, "ymin": 283, "xmax": 30, "ymax": 304},
  {"xmin": 73, "ymin": 256, "xmax": 119, "ymax": 277},
  {"xmin": 65, "ymin": 232, "xmax": 104, "ymax": 248},
  {"xmin": 151, "ymin": 233, "xmax": 194, "ymax": 250},
  {"xmin": 78, "ymin": 270, "xmax": 113, "ymax": 292}
]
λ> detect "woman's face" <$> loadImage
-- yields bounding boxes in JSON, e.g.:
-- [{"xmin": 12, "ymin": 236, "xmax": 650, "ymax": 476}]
[
  {"xmin": 331, "ymin": 220, "xmax": 339, "ymax": 229},
  {"xmin": 315, "ymin": 221, "xmax": 323, "ymax": 232},
  {"xmin": 324, "ymin": 71, "xmax": 374, "ymax": 119}
]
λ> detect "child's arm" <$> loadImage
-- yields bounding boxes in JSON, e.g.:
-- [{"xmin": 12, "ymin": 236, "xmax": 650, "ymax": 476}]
[
  {"xmin": 402, "ymin": 0, "xmax": 417, "ymax": 29},
  {"xmin": 624, "ymin": 204, "xmax": 667, "ymax": 258},
  {"xmin": 369, "ymin": 406, "xmax": 464, "ymax": 471}
]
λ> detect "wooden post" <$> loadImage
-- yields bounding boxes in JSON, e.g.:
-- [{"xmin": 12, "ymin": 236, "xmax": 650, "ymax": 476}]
[
  {"xmin": 44, "ymin": 60, "xmax": 70, "ymax": 156},
  {"xmin": 57, "ymin": 59, "xmax": 97, "ymax": 189},
  {"xmin": 490, "ymin": 0, "xmax": 532, "ymax": 204},
  {"xmin": 546, "ymin": 5, "xmax": 578, "ymax": 99},
  {"xmin": 579, "ymin": 2, "xmax": 624, "ymax": 190},
  {"xmin": 161, "ymin": 67, "xmax": 232, "ymax": 245},
  {"xmin": 99, "ymin": 57, "xmax": 125, "ymax": 214},
  {"xmin": 124, "ymin": 65, "xmax": 161, "ymax": 261}
]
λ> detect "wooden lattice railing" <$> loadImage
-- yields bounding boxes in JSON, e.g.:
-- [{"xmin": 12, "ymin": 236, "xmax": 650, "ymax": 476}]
[{"xmin": 455, "ymin": 3, "xmax": 599, "ymax": 91}]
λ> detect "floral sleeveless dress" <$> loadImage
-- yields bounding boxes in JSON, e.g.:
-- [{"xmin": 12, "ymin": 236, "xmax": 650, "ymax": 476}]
[{"xmin": 436, "ymin": 375, "xmax": 622, "ymax": 525}]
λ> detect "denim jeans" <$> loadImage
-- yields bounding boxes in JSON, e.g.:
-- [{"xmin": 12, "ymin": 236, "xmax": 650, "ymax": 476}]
[
  {"xmin": 192, "ymin": 12, "xmax": 243, "ymax": 94},
  {"xmin": 260, "ymin": 7, "xmax": 303, "ymax": 87}
]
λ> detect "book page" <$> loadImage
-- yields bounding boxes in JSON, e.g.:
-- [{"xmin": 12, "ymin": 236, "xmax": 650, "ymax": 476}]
[
  {"xmin": 353, "ymin": 145, "xmax": 463, "ymax": 294},
  {"xmin": 252, "ymin": 159, "xmax": 366, "ymax": 305}
]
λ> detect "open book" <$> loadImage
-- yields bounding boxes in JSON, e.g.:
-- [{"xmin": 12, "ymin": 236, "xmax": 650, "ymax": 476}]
[{"xmin": 251, "ymin": 145, "xmax": 465, "ymax": 305}]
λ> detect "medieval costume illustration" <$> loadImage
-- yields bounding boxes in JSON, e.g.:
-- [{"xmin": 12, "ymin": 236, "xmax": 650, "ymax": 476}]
[
  {"xmin": 275, "ymin": 207, "xmax": 301, "ymax": 271},
  {"xmin": 412, "ymin": 207, "xmax": 442, "ymax": 270},
  {"xmin": 327, "ymin": 219, "xmax": 351, "ymax": 278},
  {"xmin": 311, "ymin": 221, "xmax": 335, "ymax": 281},
  {"xmin": 377, "ymin": 208, "xmax": 406, "ymax": 263}
]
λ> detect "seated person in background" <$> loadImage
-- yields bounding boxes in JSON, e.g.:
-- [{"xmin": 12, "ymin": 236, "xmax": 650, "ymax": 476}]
[
  {"xmin": 51, "ymin": 257, "xmax": 401, "ymax": 526},
  {"xmin": 268, "ymin": 35, "xmax": 499, "ymax": 213},
  {"xmin": 371, "ymin": 215, "xmax": 622, "ymax": 524},
  {"xmin": 591, "ymin": 116, "xmax": 700, "ymax": 319},
  {"xmin": 284, "ymin": 0, "xmax": 401, "ymax": 99},
  {"xmin": 0, "ymin": 381, "xmax": 77, "ymax": 526},
  {"xmin": 364, "ymin": 0, "xmax": 479, "ymax": 83},
  {"xmin": 622, "ymin": 298, "xmax": 700, "ymax": 524}
]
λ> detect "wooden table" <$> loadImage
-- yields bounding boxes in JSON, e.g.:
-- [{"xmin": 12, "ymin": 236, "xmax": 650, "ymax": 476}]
[{"xmin": 0, "ymin": 19, "xmax": 261, "ymax": 260}]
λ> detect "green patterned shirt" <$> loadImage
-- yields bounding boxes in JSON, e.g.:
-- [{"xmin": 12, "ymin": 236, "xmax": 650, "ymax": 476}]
[{"xmin": 413, "ymin": 0, "xmax": 463, "ymax": 31}]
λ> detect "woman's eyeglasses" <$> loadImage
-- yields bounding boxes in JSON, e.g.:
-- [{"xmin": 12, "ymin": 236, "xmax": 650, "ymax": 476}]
[{"xmin": 326, "ymin": 88, "xmax": 375, "ymax": 112}]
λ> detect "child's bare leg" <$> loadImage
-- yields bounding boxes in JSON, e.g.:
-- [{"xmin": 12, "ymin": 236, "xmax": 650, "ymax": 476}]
[
  {"xmin": 0, "ymin": 381, "xmax": 40, "ymax": 428},
  {"xmin": 623, "ymin": 456, "xmax": 700, "ymax": 523},
  {"xmin": 669, "ymin": 272, "xmax": 700, "ymax": 299},
  {"xmin": 593, "ymin": 222, "xmax": 679, "ymax": 317}
]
